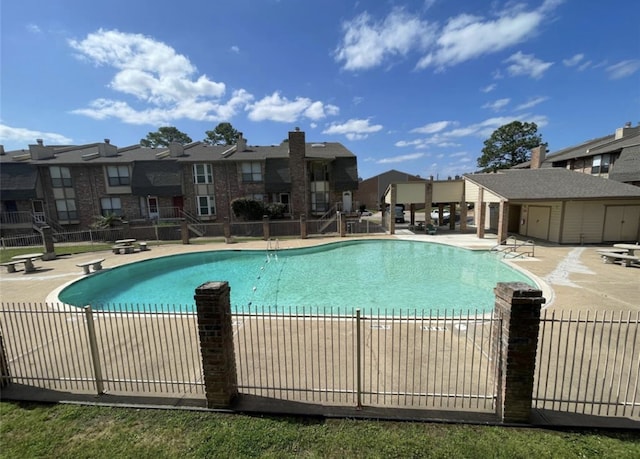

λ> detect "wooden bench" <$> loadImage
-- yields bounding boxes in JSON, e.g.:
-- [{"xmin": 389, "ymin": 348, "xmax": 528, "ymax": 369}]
[
  {"xmin": 112, "ymin": 244, "xmax": 134, "ymax": 254},
  {"xmin": 599, "ymin": 251, "xmax": 640, "ymax": 267},
  {"xmin": 76, "ymin": 258, "xmax": 105, "ymax": 274}
]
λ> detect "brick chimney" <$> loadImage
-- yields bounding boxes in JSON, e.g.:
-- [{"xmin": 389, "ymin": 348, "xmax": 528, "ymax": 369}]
[
  {"xmin": 530, "ymin": 145, "xmax": 546, "ymax": 169},
  {"xmin": 236, "ymin": 132, "xmax": 247, "ymax": 152},
  {"xmin": 615, "ymin": 122, "xmax": 640, "ymax": 140},
  {"xmin": 288, "ymin": 128, "xmax": 307, "ymax": 218}
]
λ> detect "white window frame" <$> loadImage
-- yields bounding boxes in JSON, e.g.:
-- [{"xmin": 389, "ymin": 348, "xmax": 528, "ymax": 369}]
[
  {"xmin": 193, "ymin": 164, "xmax": 213, "ymax": 184},
  {"xmin": 196, "ymin": 195, "xmax": 216, "ymax": 216}
]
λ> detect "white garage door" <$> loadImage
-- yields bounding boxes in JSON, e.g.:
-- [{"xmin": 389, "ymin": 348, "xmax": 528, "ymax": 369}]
[{"xmin": 603, "ymin": 205, "xmax": 640, "ymax": 242}]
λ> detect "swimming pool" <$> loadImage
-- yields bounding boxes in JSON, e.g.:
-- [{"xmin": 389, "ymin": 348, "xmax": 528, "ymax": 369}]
[{"xmin": 58, "ymin": 239, "xmax": 535, "ymax": 314}]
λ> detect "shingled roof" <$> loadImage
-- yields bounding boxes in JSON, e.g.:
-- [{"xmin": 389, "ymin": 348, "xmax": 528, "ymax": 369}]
[{"xmin": 464, "ymin": 169, "xmax": 640, "ymax": 201}]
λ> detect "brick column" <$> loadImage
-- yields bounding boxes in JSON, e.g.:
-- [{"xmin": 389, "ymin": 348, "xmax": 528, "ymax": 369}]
[
  {"xmin": 262, "ymin": 215, "xmax": 270, "ymax": 241},
  {"xmin": 181, "ymin": 220, "xmax": 190, "ymax": 244},
  {"xmin": 493, "ymin": 282, "xmax": 545, "ymax": 423},
  {"xmin": 194, "ymin": 281, "xmax": 238, "ymax": 408},
  {"xmin": 0, "ymin": 331, "xmax": 10, "ymax": 388},
  {"xmin": 389, "ymin": 184, "xmax": 397, "ymax": 234},
  {"xmin": 300, "ymin": 215, "xmax": 308, "ymax": 239},
  {"xmin": 41, "ymin": 226, "xmax": 56, "ymax": 260},
  {"xmin": 497, "ymin": 200, "xmax": 509, "ymax": 243},
  {"xmin": 224, "ymin": 218, "xmax": 232, "ymax": 244},
  {"xmin": 476, "ymin": 188, "xmax": 485, "ymax": 239}
]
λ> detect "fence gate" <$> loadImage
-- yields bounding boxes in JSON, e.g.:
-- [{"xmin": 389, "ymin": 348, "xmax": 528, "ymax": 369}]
[{"xmin": 232, "ymin": 307, "xmax": 500, "ymax": 412}]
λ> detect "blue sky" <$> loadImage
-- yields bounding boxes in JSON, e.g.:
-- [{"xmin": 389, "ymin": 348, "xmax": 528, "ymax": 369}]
[{"xmin": 1, "ymin": 0, "xmax": 639, "ymax": 179}]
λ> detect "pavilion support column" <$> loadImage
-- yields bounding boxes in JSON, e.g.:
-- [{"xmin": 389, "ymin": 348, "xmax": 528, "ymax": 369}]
[
  {"xmin": 476, "ymin": 188, "xmax": 486, "ymax": 239},
  {"xmin": 449, "ymin": 203, "xmax": 456, "ymax": 230},
  {"xmin": 424, "ymin": 179, "xmax": 433, "ymax": 224},
  {"xmin": 389, "ymin": 184, "xmax": 397, "ymax": 234},
  {"xmin": 459, "ymin": 182, "xmax": 467, "ymax": 232},
  {"xmin": 438, "ymin": 203, "xmax": 445, "ymax": 226},
  {"xmin": 497, "ymin": 200, "xmax": 509, "ymax": 243},
  {"xmin": 410, "ymin": 203, "xmax": 416, "ymax": 226}
]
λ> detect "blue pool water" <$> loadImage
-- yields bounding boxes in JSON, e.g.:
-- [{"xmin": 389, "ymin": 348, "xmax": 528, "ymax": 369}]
[{"xmin": 58, "ymin": 239, "xmax": 535, "ymax": 314}]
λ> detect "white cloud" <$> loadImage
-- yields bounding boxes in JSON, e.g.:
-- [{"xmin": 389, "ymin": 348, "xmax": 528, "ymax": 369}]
[
  {"xmin": 483, "ymin": 98, "xmax": 510, "ymax": 111},
  {"xmin": 0, "ymin": 124, "xmax": 72, "ymax": 146},
  {"xmin": 335, "ymin": 2, "xmax": 562, "ymax": 72},
  {"xmin": 230, "ymin": 45, "xmax": 240, "ymax": 53},
  {"xmin": 563, "ymin": 53, "xmax": 584, "ymax": 67},
  {"xmin": 516, "ymin": 96, "xmax": 548, "ymax": 110},
  {"xmin": 246, "ymin": 92, "xmax": 339, "ymax": 123},
  {"xmin": 68, "ymin": 29, "xmax": 243, "ymax": 123},
  {"xmin": 323, "ymin": 118, "xmax": 383, "ymax": 140},
  {"xmin": 377, "ymin": 152, "xmax": 425, "ymax": 164},
  {"xmin": 68, "ymin": 29, "xmax": 339, "ymax": 126},
  {"xmin": 334, "ymin": 8, "xmax": 435, "ymax": 71},
  {"xmin": 410, "ymin": 120, "xmax": 454, "ymax": 134},
  {"xmin": 481, "ymin": 83, "xmax": 497, "ymax": 93},
  {"xmin": 26, "ymin": 24, "xmax": 42, "ymax": 34},
  {"xmin": 416, "ymin": 1, "xmax": 562, "ymax": 71},
  {"xmin": 504, "ymin": 51, "xmax": 553, "ymax": 79},
  {"xmin": 395, "ymin": 139, "xmax": 425, "ymax": 147},
  {"xmin": 606, "ymin": 60, "xmax": 640, "ymax": 79}
]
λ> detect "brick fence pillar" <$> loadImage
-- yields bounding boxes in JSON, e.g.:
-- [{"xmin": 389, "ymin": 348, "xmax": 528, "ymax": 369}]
[
  {"xmin": 0, "ymin": 331, "xmax": 10, "ymax": 388},
  {"xmin": 262, "ymin": 215, "xmax": 270, "ymax": 241},
  {"xmin": 41, "ymin": 226, "xmax": 57, "ymax": 260},
  {"xmin": 300, "ymin": 215, "xmax": 307, "ymax": 239},
  {"xmin": 223, "ymin": 218, "xmax": 232, "ymax": 244},
  {"xmin": 194, "ymin": 281, "xmax": 238, "ymax": 408},
  {"xmin": 493, "ymin": 282, "xmax": 545, "ymax": 423},
  {"xmin": 181, "ymin": 220, "xmax": 190, "ymax": 244}
]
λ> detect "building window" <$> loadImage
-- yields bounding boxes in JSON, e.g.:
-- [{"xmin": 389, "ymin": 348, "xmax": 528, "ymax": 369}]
[
  {"xmin": 55, "ymin": 199, "xmax": 77, "ymax": 221},
  {"xmin": 591, "ymin": 155, "xmax": 611, "ymax": 174},
  {"xmin": 50, "ymin": 166, "xmax": 72, "ymax": 188},
  {"xmin": 193, "ymin": 164, "xmax": 213, "ymax": 184},
  {"xmin": 107, "ymin": 165, "xmax": 130, "ymax": 186},
  {"xmin": 101, "ymin": 197, "xmax": 123, "ymax": 216},
  {"xmin": 310, "ymin": 182, "xmax": 329, "ymax": 213},
  {"xmin": 197, "ymin": 195, "xmax": 216, "ymax": 216},
  {"xmin": 241, "ymin": 162, "xmax": 262, "ymax": 182},
  {"xmin": 310, "ymin": 162, "xmax": 329, "ymax": 182},
  {"xmin": 246, "ymin": 194, "xmax": 264, "ymax": 202}
]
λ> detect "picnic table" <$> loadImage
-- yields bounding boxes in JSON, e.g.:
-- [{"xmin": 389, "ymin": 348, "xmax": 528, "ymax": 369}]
[
  {"xmin": 10, "ymin": 252, "xmax": 44, "ymax": 273},
  {"xmin": 113, "ymin": 239, "xmax": 137, "ymax": 254},
  {"xmin": 613, "ymin": 243, "xmax": 640, "ymax": 256}
]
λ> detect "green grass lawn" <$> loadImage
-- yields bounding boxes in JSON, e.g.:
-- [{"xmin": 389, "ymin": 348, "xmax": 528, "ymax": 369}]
[{"xmin": 1, "ymin": 402, "xmax": 638, "ymax": 458}]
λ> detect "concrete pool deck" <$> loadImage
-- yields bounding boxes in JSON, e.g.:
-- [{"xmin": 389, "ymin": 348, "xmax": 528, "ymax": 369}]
[{"xmin": 0, "ymin": 232, "xmax": 638, "ymax": 311}]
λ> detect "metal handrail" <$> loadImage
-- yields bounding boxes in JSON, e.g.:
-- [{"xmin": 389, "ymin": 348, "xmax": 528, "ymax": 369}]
[{"xmin": 491, "ymin": 236, "xmax": 535, "ymax": 257}]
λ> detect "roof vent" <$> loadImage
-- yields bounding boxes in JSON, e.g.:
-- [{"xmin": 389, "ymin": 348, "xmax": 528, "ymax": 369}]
[
  {"xmin": 155, "ymin": 150, "xmax": 171, "ymax": 159},
  {"xmin": 12, "ymin": 153, "xmax": 31, "ymax": 161},
  {"xmin": 82, "ymin": 152, "xmax": 100, "ymax": 161},
  {"xmin": 311, "ymin": 143, "xmax": 326, "ymax": 148}
]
